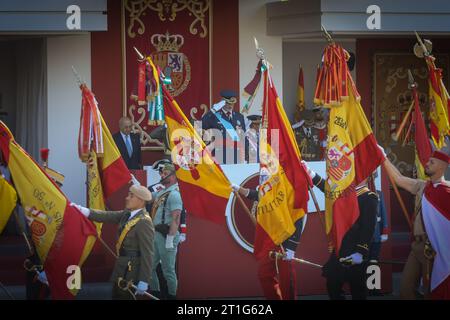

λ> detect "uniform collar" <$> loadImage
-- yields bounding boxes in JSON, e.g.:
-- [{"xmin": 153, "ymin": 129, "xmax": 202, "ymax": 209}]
[
  {"xmin": 120, "ymin": 131, "xmax": 130, "ymax": 140},
  {"xmin": 129, "ymin": 208, "xmax": 142, "ymax": 220},
  {"xmin": 165, "ymin": 183, "xmax": 179, "ymax": 192},
  {"xmin": 431, "ymin": 177, "xmax": 445, "ymax": 188}
]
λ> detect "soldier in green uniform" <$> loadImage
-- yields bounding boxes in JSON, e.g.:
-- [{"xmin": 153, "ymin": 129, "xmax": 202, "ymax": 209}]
[
  {"xmin": 149, "ymin": 163, "xmax": 183, "ymax": 299},
  {"xmin": 72, "ymin": 184, "xmax": 154, "ymax": 300}
]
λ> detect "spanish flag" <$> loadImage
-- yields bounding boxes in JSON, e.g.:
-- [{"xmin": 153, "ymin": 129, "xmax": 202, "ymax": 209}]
[
  {"xmin": 0, "ymin": 121, "xmax": 97, "ymax": 299},
  {"xmin": 425, "ymin": 56, "xmax": 450, "ymax": 149},
  {"xmin": 0, "ymin": 175, "xmax": 17, "ymax": 233},
  {"xmin": 412, "ymin": 84, "xmax": 432, "ymax": 180},
  {"xmin": 314, "ymin": 44, "xmax": 385, "ymax": 252},
  {"xmin": 254, "ymin": 65, "xmax": 311, "ymax": 259},
  {"xmin": 296, "ymin": 66, "xmax": 305, "ymax": 111},
  {"xmin": 78, "ymin": 84, "xmax": 131, "ymax": 201},
  {"xmin": 145, "ymin": 57, "xmax": 231, "ymax": 224}
]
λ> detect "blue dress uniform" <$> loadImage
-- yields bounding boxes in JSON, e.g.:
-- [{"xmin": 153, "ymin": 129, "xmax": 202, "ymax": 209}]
[
  {"xmin": 312, "ymin": 173, "xmax": 378, "ymax": 300},
  {"xmin": 201, "ymin": 90, "xmax": 246, "ymax": 164},
  {"xmin": 149, "ymin": 183, "xmax": 183, "ymax": 299},
  {"xmin": 369, "ymin": 191, "xmax": 388, "ymax": 262}
]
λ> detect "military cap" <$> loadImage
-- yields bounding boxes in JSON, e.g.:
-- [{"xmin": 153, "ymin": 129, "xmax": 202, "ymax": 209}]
[
  {"xmin": 152, "ymin": 159, "xmax": 172, "ymax": 172},
  {"xmin": 130, "ymin": 184, "xmax": 152, "ymax": 201},
  {"xmin": 431, "ymin": 150, "xmax": 450, "ymax": 164},
  {"xmin": 220, "ymin": 90, "xmax": 238, "ymax": 104},
  {"xmin": 312, "ymin": 105, "xmax": 323, "ymax": 112},
  {"xmin": 247, "ymin": 114, "xmax": 262, "ymax": 124}
]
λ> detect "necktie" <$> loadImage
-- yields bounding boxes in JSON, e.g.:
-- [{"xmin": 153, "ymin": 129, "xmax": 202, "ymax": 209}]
[
  {"xmin": 225, "ymin": 111, "xmax": 231, "ymax": 121},
  {"xmin": 125, "ymin": 135, "xmax": 133, "ymax": 157}
]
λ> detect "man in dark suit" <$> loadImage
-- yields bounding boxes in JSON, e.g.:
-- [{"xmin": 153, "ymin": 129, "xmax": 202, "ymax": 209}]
[
  {"xmin": 201, "ymin": 90, "xmax": 246, "ymax": 164},
  {"xmin": 113, "ymin": 117, "xmax": 142, "ymax": 170}
]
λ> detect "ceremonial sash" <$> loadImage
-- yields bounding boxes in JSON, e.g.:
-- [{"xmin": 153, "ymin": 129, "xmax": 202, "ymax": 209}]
[
  {"xmin": 213, "ymin": 112, "xmax": 240, "ymax": 141},
  {"xmin": 115, "ymin": 213, "xmax": 150, "ymax": 255}
]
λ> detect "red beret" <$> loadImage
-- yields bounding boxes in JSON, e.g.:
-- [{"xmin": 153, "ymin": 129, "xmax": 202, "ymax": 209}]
[{"xmin": 431, "ymin": 150, "xmax": 450, "ymax": 164}]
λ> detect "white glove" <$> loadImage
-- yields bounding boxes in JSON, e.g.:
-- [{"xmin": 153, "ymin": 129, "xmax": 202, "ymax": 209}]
[
  {"xmin": 131, "ymin": 174, "xmax": 141, "ymax": 186},
  {"xmin": 380, "ymin": 234, "xmax": 388, "ymax": 242},
  {"xmin": 231, "ymin": 184, "xmax": 240, "ymax": 192},
  {"xmin": 377, "ymin": 144, "xmax": 387, "ymax": 158},
  {"xmin": 283, "ymin": 249, "xmax": 295, "ymax": 261},
  {"xmin": 70, "ymin": 202, "xmax": 90, "ymax": 218},
  {"xmin": 37, "ymin": 271, "xmax": 48, "ymax": 285},
  {"xmin": 343, "ymin": 252, "xmax": 363, "ymax": 265},
  {"xmin": 179, "ymin": 233, "xmax": 186, "ymax": 243},
  {"xmin": 165, "ymin": 235, "xmax": 175, "ymax": 249},
  {"xmin": 301, "ymin": 160, "xmax": 316, "ymax": 179},
  {"xmin": 135, "ymin": 281, "xmax": 148, "ymax": 295}
]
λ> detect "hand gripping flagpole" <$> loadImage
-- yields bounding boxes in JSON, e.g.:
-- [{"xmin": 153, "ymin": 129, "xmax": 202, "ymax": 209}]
[
  {"xmin": 117, "ymin": 277, "xmax": 160, "ymax": 300},
  {"xmin": 269, "ymin": 250, "xmax": 323, "ymax": 269}
]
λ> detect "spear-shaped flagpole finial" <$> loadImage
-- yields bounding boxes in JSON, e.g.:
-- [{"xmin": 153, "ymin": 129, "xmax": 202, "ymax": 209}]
[
  {"xmin": 407, "ymin": 69, "xmax": 417, "ymax": 90},
  {"xmin": 254, "ymin": 37, "xmax": 265, "ymax": 60},
  {"xmin": 321, "ymin": 25, "xmax": 334, "ymax": 44},
  {"xmin": 71, "ymin": 66, "xmax": 84, "ymax": 86},
  {"xmin": 133, "ymin": 46, "xmax": 145, "ymax": 61}
]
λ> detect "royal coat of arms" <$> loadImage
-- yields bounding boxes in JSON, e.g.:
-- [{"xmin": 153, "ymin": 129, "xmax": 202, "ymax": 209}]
[{"xmin": 150, "ymin": 32, "xmax": 191, "ymax": 97}]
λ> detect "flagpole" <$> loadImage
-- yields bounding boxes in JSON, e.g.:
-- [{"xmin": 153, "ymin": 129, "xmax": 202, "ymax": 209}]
[
  {"xmin": 307, "ymin": 185, "xmax": 327, "ymax": 232},
  {"xmin": 385, "ymin": 168, "xmax": 413, "ymax": 230},
  {"xmin": 233, "ymin": 190, "xmax": 256, "ymax": 225}
]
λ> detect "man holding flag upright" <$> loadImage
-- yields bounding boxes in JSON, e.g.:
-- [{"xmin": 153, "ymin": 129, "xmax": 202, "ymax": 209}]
[
  {"xmin": 244, "ymin": 43, "xmax": 311, "ymax": 299},
  {"xmin": 312, "ymin": 39, "xmax": 385, "ymax": 299},
  {"xmin": 0, "ymin": 121, "xmax": 98, "ymax": 299},
  {"xmin": 382, "ymin": 148, "xmax": 450, "ymax": 300}
]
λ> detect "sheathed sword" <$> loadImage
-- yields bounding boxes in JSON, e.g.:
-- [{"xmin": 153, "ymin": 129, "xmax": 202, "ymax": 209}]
[
  {"xmin": 269, "ymin": 251, "xmax": 323, "ymax": 269},
  {"xmin": 117, "ymin": 277, "xmax": 159, "ymax": 300},
  {"xmin": 339, "ymin": 257, "xmax": 406, "ymax": 266}
]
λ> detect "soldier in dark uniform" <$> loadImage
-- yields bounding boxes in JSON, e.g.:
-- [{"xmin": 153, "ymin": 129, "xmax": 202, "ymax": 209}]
[
  {"xmin": 232, "ymin": 173, "xmax": 303, "ymax": 300},
  {"xmin": 293, "ymin": 105, "xmax": 328, "ymax": 161},
  {"xmin": 73, "ymin": 185, "xmax": 154, "ymax": 300},
  {"xmin": 245, "ymin": 115, "xmax": 261, "ymax": 163},
  {"xmin": 201, "ymin": 90, "xmax": 246, "ymax": 164},
  {"xmin": 303, "ymin": 162, "xmax": 379, "ymax": 300}
]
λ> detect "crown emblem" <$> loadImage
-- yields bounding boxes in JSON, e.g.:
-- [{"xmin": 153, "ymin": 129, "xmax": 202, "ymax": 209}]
[{"xmin": 151, "ymin": 32, "xmax": 184, "ymax": 52}]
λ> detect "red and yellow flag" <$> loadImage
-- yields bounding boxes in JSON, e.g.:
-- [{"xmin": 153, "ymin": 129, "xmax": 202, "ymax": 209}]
[
  {"xmin": 425, "ymin": 56, "xmax": 450, "ymax": 149},
  {"xmin": 0, "ymin": 121, "xmax": 97, "ymax": 299},
  {"xmin": 412, "ymin": 83, "xmax": 432, "ymax": 179},
  {"xmin": 296, "ymin": 66, "xmax": 305, "ymax": 111},
  {"xmin": 78, "ymin": 84, "xmax": 131, "ymax": 215},
  {"xmin": 145, "ymin": 57, "xmax": 231, "ymax": 224},
  {"xmin": 314, "ymin": 44, "xmax": 385, "ymax": 252},
  {"xmin": 254, "ymin": 65, "xmax": 311, "ymax": 259},
  {"xmin": 0, "ymin": 175, "xmax": 17, "ymax": 233}
]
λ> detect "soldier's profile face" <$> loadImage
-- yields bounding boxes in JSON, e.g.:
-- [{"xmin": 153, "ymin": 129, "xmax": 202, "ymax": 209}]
[{"xmin": 125, "ymin": 192, "xmax": 144, "ymax": 210}]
